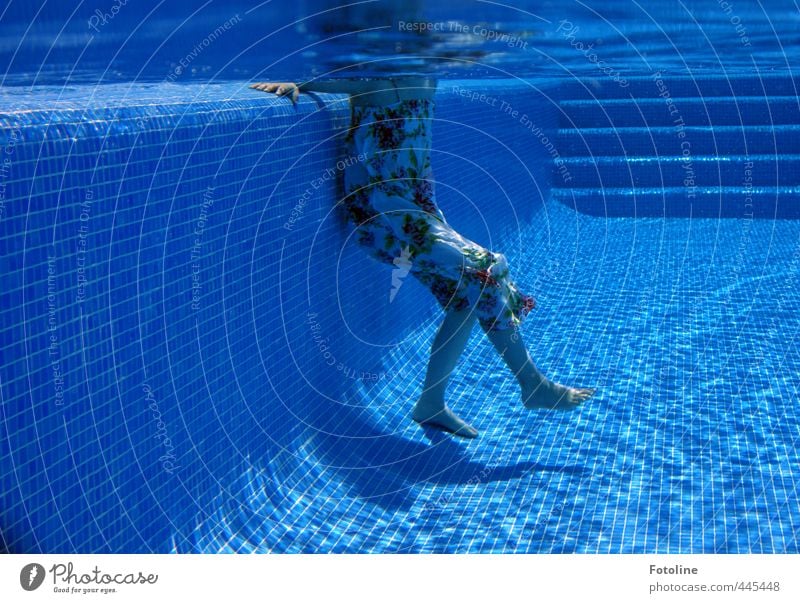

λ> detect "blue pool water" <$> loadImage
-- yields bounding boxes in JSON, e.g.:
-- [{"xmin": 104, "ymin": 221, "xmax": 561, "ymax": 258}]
[{"xmin": 1, "ymin": 1, "xmax": 800, "ymax": 553}]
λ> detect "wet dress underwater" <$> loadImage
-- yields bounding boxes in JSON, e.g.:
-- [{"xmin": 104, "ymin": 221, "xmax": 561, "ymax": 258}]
[{"xmin": 342, "ymin": 97, "xmax": 536, "ymax": 331}]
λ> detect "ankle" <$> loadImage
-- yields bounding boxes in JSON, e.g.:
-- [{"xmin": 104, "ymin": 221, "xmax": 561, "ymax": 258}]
[
  {"xmin": 518, "ymin": 371, "xmax": 544, "ymax": 392},
  {"xmin": 415, "ymin": 395, "xmax": 445, "ymax": 411}
]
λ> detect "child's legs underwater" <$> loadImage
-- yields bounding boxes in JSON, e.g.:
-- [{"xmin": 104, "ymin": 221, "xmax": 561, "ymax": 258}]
[
  {"xmin": 404, "ymin": 223, "xmax": 594, "ymax": 412},
  {"xmin": 406, "ymin": 220, "xmax": 533, "ymax": 332}
]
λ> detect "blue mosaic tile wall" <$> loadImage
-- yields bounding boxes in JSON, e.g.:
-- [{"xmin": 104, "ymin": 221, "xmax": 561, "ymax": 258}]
[{"xmin": 0, "ymin": 80, "xmax": 558, "ymax": 552}]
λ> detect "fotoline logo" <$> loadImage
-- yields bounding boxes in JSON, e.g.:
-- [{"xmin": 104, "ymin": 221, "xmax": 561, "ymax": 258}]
[{"xmin": 20, "ymin": 563, "xmax": 46, "ymax": 591}]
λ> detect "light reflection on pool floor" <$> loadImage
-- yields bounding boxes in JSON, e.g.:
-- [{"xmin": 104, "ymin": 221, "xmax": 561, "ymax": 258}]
[{"xmin": 180, "ymin": 200, "xmax": 800, "ymax": 553}]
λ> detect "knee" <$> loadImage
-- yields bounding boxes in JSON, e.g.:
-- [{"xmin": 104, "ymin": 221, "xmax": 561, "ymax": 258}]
[
  {"xmin": 489, "ymin": 252, "xmax": 510, "ymax": 280},
  {"xmin": 491, "ymin": 251, "xmax": 509, "ymax": 272}
]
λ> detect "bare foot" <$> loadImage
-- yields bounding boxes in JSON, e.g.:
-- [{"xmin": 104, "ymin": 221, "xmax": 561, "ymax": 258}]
[
  {"xmin": 522, "ymin": 380, "xmax": 595, "ymax": 411},
  {"xmin": 412, "ymin": 402, "xmax": 478, "ymax": 439}
]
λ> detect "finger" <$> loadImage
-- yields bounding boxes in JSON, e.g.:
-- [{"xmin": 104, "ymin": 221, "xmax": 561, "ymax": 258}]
[
  {"xmin": 278, "ymin": 84, "xmax": 298, "ymax": 100},
  {"xmin": 292, "ymin": 87, "xmax": 300, "ymax": 104},
  {"xmin": 256, "ymin": 83, "xmax": 280, "ymax": 93}
]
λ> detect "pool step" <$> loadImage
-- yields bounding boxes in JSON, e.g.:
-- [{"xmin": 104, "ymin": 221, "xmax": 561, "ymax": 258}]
[
  {"xmin": 558, "ymin": 74, "xmax": 800, "ymax": 100},
  {"xmin": 552, "ymin": 186, "xmax": 800, "ymax": 218},
  {"xmin": 552, "ymin": 74, "xmax": 800, "ymax": 217},
  {"xmin": 557, "ymin": 125, "xmax": 800, "ymax": 156},
  {"xmin": 560, "ymin": 96, "xmax": 800, "ymax": 129},
  {"xmin": 560, "ymin": 154, "xmax": 800, "ymax": 188}
]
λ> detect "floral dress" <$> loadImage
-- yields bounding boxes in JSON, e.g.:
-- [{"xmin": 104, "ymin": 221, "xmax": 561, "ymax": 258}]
[{"xmin": 342, "ymin": 98, "xmax": 535, "ymax": 332}]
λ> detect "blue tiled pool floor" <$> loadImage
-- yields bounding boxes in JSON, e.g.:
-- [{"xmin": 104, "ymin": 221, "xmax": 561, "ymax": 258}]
[{"xmin": 181, "ymin": 199, "xmax": 800, "ymax": 553}]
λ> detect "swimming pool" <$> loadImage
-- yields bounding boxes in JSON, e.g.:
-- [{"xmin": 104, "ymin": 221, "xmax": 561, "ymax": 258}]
[{"xmin": 1, "ymin": 0, "xmax": 799, "ymax": 554}]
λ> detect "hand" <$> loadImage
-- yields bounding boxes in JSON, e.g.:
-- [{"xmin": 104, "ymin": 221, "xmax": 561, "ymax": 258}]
[{"xmin": 250, "ymin": 82, "xmax": 300, "ymax": 104}]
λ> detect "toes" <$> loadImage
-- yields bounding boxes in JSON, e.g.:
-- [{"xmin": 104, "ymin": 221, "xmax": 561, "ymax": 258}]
[
  {"xmin": 571, "ymin": 388, "xmax": 595, "ymax": 402},
  {"xmin": 455, "ymin": 423, "xmax": 479, "ymax": 439},
  {"xmin": 463, "ymin": 424, "xmax": 479, "ymax": 437},
  {"xmin": 445, "ymin": 410, "xmax": 478, "ymax": 437},
  {"xmin": 414, "ymin": 407, "xmax": 478, "ymax": 439}
]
